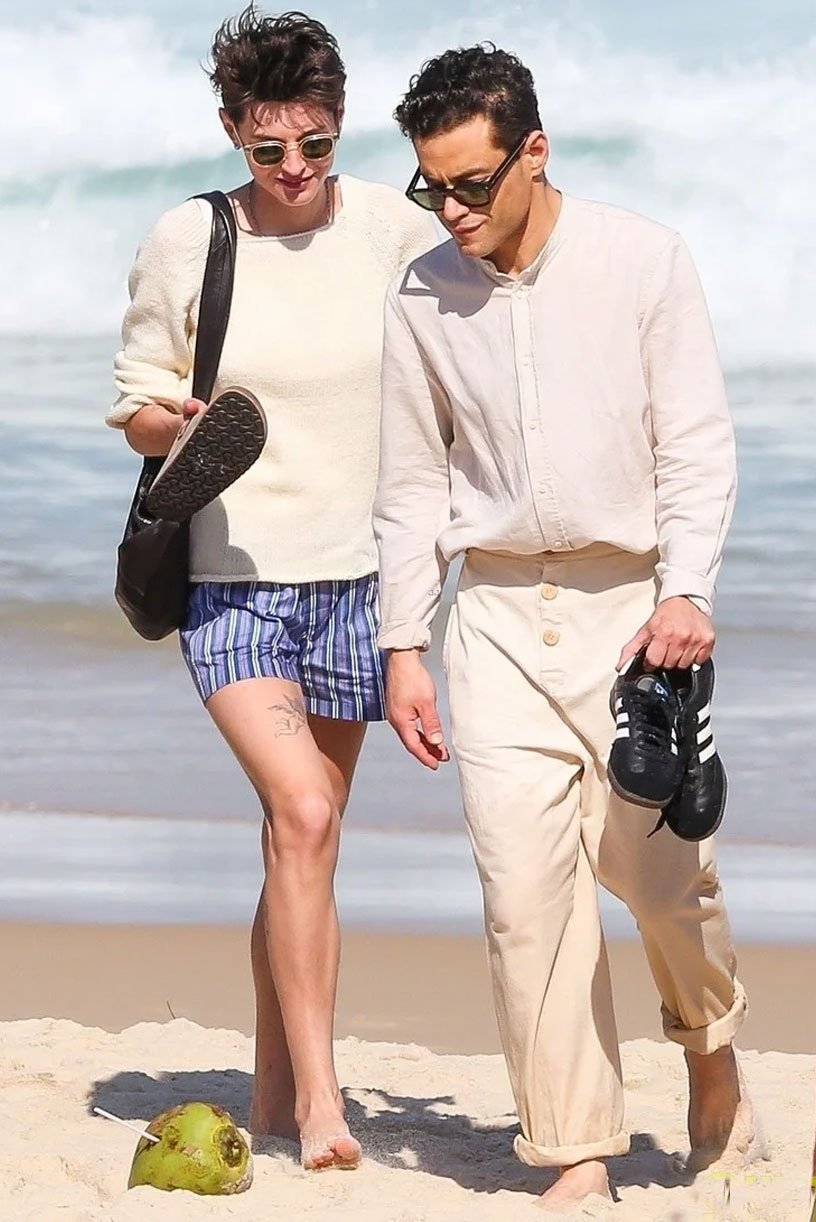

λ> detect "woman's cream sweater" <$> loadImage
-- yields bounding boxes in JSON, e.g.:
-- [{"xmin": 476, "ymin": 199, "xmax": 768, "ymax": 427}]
[{"xmin": 109, "ymin": 175, "xmax": 436, "ymax": 583}]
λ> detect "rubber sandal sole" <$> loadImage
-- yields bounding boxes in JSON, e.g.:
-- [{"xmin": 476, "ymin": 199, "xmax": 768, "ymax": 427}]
[{"xmin": 145, "ymin": 387, "xmax": 267, "ymax": 522}]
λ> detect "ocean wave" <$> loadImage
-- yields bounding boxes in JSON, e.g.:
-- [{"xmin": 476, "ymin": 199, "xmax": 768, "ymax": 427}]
[{"xmin": 0, "ymin": 11, "xmax": 814, "ymax": 368}]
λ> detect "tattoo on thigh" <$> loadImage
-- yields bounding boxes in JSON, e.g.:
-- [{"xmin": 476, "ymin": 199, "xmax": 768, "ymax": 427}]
[{"xmin": 268, "ymin": 693, "xmax": 307, "ymax": 737}]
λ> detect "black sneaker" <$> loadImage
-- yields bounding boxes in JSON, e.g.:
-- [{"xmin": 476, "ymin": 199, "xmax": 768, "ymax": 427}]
[
  {"xmin": 650, "ymin": 660, "xmax": 727, "ymax": 841},
  {"xmin": 608, "ymin": 650, "xmax": 685, "ymax": 808},
  {"xmin": 145, "ymin": 387, "xmax": 267, "ymax": 522}
]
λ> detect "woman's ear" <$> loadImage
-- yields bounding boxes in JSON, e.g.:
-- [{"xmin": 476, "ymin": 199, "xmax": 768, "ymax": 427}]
[{"xmin": 218, "ymin": 108, "xmax": 240, "ymax": 149}]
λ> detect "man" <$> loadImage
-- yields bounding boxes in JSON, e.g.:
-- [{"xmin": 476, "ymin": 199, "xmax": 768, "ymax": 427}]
[{"xmin": 373, "ymin": 45, "xmax": 753, "ymax": 1212}]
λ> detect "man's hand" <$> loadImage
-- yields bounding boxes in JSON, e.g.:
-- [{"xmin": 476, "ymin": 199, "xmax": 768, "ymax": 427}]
[
  {"xmin": 617, "ymin": 596, "xmax": 715, "ymax": 672},
  {"xmin": 386, "ymin": 649, "xmax": 450, "ymax": 770}
]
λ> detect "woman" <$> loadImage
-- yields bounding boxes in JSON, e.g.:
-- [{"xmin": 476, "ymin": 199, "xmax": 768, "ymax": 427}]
[{"xmin": 107, "ymin": 6, "xmax": 436, "ymax": 1170}]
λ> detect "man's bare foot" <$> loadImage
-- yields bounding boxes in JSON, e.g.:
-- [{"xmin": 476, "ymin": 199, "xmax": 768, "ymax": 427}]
[
  {"xmin": 537, "ymin": 1160, "xmax": 611, "ymax": 1212},
  {"xmin": 685, "ymin": 1045, "xmax": 755, "ymax": 1172}
]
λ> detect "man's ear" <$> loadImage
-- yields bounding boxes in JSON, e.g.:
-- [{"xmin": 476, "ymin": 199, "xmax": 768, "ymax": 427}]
[
  {"xmin": 218, "ymin": 107, "xmax": 240, "ymax": 148},
  {"xmin": 335, "ymin": 95, "xmax": 346, "ymax": 134},
  {"xmin": 526, "ymin": 129, "xmax": 550, "ymax": 178}
]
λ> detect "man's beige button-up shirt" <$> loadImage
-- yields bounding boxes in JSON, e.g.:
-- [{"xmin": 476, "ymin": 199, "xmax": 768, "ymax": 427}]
[{"xmin": 373, "ymin": 193, "xmax": 737, "ymax": 651}]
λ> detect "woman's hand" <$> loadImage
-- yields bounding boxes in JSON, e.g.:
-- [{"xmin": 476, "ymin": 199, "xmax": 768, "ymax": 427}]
[
  {"xmin": 124, "ymin": 399, "xmax": 207, "ymax": 456},
  {"xmin": 124, "ymin": 403, "xmax": 186, "ymax": 457},
  {"xmin": 181, "ymin": 398, "xmax": 208, "ymax": 421}
]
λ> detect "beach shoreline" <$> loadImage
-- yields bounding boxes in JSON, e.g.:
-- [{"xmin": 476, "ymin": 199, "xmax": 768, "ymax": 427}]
[{"xmin": 2, "ymin": 922, "xmax": 814, "ymax": 1056}]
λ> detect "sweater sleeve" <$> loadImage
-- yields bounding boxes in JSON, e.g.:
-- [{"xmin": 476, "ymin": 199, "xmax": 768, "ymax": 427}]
[
  {"xmin": 395, "ymin": 206, "xmax": 440, "ymax": 272},
  {"xmin": 374, "ymin": 280, "xmax": 453, "ymax": 651},
  {"xmin": 107, "ymin": 199, "xmax": 211, "ymax": 428},
  {"xmin": 639, "ymin": 232, "xmax": 737, "ymax": 612},
  {"xmin": 354, "ymin": 178, "xmax": 439, "ymax": 278}
]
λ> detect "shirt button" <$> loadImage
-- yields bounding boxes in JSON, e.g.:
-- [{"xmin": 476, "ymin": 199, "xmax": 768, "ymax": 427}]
[
  {"xmin": 543, "ymin": 628, "xmax": 560, "ymax": 646},
  {"xmin": 529, "ymin": 419, "xmax": 538, "ymax": 430},
  {"xmin": 541, "ymin": 584, "xmax": 558, "ymax": 600},
  {"xmin": 553, "ymin": 541, "xmax": 565, "ymax": 549}
]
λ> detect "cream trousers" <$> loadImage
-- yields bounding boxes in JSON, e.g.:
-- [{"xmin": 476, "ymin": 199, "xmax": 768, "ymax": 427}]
[{"xmin": 443, "ymin": 546, "xmax": 747, "ymax": 1168}]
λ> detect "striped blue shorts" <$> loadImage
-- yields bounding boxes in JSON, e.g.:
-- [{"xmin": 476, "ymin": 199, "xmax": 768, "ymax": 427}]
[{"xmin": 180, "ymin": 575, "xmax": 386, "ymax": 721}]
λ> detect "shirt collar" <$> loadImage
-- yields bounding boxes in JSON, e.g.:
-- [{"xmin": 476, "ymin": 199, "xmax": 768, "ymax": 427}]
[{"xmin": 475, "ymin": 191, "xmax": 571, "ymax": 287}]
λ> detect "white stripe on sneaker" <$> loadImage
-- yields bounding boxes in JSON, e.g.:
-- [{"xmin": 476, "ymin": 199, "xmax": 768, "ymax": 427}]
[
  {"xmin": 697, "ymin": 727, "xmax": 714, "ymax": 746},
  {"xmin": 697, "ymin": 702, "xmax": 712, "ymax": 721},
  {"xmin": 699, "ymin": 740, "xmax": 717, "ymax": 763}
]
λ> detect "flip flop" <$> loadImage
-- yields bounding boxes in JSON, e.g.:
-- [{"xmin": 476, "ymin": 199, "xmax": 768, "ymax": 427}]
[{"xmin": 145, "ymin": 386, "xmax": 267, "ymax": 522}]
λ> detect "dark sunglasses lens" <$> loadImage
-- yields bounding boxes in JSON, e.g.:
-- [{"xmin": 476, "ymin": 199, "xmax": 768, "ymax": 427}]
[
  {"xmin": 453, "ymin": 185, "xmax": 491, "ymax": 207},
  {"xmin": 302, "ymin": 136, "xmax": 335, "ymax": 160},
  {"xmin": 251, "ymin": 143, "xmax": 285, "ymax": 167},
  {"xmin": 409, "ymin": 188, "xmax": 445, "ymax": 212}
]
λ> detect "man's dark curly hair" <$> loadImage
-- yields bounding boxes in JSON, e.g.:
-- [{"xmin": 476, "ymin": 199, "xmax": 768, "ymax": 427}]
[
  {"xmin": 394, "ymin": 44, "xmax": 542, "ymax": 152},
  {"xmin": 208, "ymin": 6, "xmax": 346, "ymax": 124}
]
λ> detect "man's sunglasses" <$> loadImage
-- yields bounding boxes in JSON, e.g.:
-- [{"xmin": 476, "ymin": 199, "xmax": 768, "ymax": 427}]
[
  {"xmin": 242, "ymin": 132, "xmax": 338, "ymax": 169},
  {"xmin": 406, "ymin": 134, "xmax": 529, "ymax": 212}
]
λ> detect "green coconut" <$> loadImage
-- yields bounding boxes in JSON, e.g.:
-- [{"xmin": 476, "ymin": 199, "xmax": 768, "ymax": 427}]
[{"xmin": 127, "ymin": 1101, "xmax": 253, "ymax": 1195}]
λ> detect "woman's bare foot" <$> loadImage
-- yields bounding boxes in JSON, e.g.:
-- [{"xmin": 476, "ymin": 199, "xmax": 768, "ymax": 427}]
[
  {"xmin": 249, "ymin": 1093, "xmax": 299, "ymax": 1142},
  {"xmin": 685, "ymin": 1045, "xmax": 755, "ymax": 1173},
  {"xmin": 537, "ymin": 1160, "xmax": 611, "ymax": 1212},
  {"xmin": 301, "ymin": 1130, "xmax": 362, "ymax": 1171},
  {"xmin": 298, "ymin": 1095, "xmax": 362, "ymax": 1171}
]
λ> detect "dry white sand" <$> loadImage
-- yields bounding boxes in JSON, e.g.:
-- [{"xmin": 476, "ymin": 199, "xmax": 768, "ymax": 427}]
[{"xmin": 1, "ymin": 1018, "xmax": 813, "ymax": 1221}]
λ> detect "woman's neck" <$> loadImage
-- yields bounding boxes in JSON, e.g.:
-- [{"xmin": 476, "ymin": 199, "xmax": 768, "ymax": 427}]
[{"xmin": 243, "ymin": 177, "xmax": 335, "ymax": 237}]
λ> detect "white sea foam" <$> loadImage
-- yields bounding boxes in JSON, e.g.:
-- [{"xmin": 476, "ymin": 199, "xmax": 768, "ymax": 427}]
[{"xmin": 0, "ymin": 8, "xmax": 814, "ymax": 366}]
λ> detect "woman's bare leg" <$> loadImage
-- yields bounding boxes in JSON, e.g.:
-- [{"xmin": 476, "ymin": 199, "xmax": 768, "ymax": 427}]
[
  {"xmin": 206, "ymin": 678, "xmax": 365, "ymax": 1166},
  {"xmin": 249, "ymin": 711, "xmax": 365, "ymax": 1140}
]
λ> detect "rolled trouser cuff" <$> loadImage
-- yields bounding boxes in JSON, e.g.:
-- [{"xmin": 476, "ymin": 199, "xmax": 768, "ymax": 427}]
[
  {"xmin": 514, "ymin": 1128, "xmax": 630, "ymax": 1168},
  {"xmin": 662, "ymin": 979, "xmax": 748, "ymax": 1054}
]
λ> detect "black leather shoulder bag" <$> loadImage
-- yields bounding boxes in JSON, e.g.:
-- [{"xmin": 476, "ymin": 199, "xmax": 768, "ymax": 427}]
[{"xmin": 114, "ymin": 191, "xmax": 237, "ymax": 641}]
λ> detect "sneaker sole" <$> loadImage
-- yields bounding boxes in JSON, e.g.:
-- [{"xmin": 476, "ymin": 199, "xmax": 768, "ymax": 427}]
[
  {"xmin": 664, "ymin": 772, "xmax": 728, "ymax": 842},
  {"xmin": 608, "ymin": 769, "xmax": 672, "ymax": 810},
  {"xmin": 145, "ymin": 388, "xmax": 267, "ymax": 522}
]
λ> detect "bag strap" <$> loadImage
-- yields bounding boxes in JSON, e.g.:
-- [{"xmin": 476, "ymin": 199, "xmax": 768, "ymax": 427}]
[
  {"xmin": 190, "ymin": 190, "xmax": 237, "ymax": 403},
  {"xmin": 139, "ymin": 192, "xmax": 237, "ymax": 481}
]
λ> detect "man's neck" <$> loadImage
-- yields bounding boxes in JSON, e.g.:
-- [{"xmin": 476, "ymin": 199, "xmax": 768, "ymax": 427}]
[{"xmin": 489, "ymin": 182, "xmax": 563, "ymax": 277}]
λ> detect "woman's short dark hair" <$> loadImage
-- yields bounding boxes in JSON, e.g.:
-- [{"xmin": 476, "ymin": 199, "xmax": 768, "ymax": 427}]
[
  {"xmin": 394, "ymin": 44, "xmax": 542, "ymax": 152},
  {"xmin": 208, "ymin": 6, "xmax": 346, "ymax": 124}
]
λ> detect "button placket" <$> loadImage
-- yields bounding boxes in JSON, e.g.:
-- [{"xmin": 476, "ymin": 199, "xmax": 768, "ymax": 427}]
[
  {"xmin": 512, "ymin": 285, "xmax": 570, "ymax": 554},
  {"xmin": 513, "ymin": 294, "xmax": 539, "ymax": 437},
  {"xmin": 538, "ymin": 564, "xmax": 564, "ymax": 664}
]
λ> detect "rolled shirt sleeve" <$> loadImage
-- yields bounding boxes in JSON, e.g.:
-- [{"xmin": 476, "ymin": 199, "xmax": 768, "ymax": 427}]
[
  {"xmin": 107, "ymin": 200, "xmax": 210, "ymax": 428},
  {"xmin": 640, "ymin": 233, "xmax": 737, "ymax": 611},
  {"xmin": 373, "ymin": 281, "xmax": 453, "ymax": 651}
]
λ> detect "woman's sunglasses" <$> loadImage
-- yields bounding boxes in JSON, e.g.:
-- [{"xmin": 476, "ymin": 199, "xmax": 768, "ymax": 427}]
[
  {"xmin": 406, "ymin": 134, "xmax": 529, "ymax": 212},
  {"xmin": 242, "ymin": 132, "xmax": 338, "ymax": 169}
]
